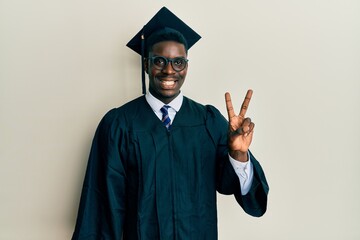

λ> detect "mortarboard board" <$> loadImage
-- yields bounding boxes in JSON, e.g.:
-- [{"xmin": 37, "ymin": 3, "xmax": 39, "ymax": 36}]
[{"xmin": 126, "ymin": 7, "xmax": 201, "ymax": 94}]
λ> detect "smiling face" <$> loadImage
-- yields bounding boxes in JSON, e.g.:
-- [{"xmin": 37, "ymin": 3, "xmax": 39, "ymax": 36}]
[{"xmin": 146, "ymin": 41, "xmax": 188, "ymax": 104}]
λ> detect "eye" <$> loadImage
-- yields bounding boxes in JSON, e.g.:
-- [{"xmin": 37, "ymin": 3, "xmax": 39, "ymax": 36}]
[
  {"xmin": 153, "ymin": 56, "xmax": 166, "ymax": 66},
  {"xmin": 173, "ymin": 58, "xmax": 185, "ymax": 66}
]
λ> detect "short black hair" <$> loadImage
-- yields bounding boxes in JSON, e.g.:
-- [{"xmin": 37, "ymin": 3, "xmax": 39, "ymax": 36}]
[{"xmin": 145, "ymin": 27, "xmax": 188, "ymax": 57}]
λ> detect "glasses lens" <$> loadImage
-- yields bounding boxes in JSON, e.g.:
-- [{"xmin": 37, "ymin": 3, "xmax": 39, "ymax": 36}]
[
  {"xmin": 150, "ymin": 56, "xmax": 187, "ymax": 71},
  {"xmin": 152, "ymin": 56, "xmax": 166, "ymax": 69},
  {"xmin": 171, "ymin": 58, "xmax": 187, "ymax": 71}
]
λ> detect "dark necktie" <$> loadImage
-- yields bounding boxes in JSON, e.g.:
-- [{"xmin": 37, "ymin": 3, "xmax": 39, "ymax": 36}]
[{"xmin": 160, "ymin": 105, "xmax": 171, "ymax": 130}]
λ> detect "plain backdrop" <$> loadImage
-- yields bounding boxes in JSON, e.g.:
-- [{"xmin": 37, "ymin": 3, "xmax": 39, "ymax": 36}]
[{"xmin": 1, "ymin": 0, "xmax": 359, "ymax": 239}]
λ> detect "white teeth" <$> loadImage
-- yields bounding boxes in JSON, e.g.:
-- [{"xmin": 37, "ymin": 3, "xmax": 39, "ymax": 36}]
[{"xmin": 163, "ymin": 81, "xmax": 175, "ymax": 86}]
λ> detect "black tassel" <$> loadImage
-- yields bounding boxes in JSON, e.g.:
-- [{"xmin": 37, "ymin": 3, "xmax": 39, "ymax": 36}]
[{"xmin": 141, "ymin": 29, "xmax": 146, "ymax": 94}]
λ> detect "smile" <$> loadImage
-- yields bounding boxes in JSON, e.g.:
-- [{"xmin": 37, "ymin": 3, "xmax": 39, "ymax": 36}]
[
  {"xmin": 162, "ymin": 80, "xmax": 176, "ymax": 85},
  {"xmin": 158, "ymin": 78, "xmax": 178, "ymax": 88}
]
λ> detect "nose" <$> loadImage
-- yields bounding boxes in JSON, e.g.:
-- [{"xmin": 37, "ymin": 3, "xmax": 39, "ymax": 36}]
[{"xmin": 161, "ymin": 62, "xmax": 175, "ymax": 74}]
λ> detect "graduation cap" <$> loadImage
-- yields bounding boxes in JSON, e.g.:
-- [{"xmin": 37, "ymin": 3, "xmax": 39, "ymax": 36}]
[{"xmin": 127, "ymin": 7, "xmax": 201, "ymax": 94}]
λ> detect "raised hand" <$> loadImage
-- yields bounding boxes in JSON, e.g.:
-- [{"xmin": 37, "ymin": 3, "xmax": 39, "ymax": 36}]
[{"xmin": 225, "ymin": 90, "xmax": 255, "ymax": 162}]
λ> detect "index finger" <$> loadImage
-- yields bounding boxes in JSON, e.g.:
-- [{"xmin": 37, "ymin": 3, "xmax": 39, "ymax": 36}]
[
  {"xmin": 225, "ymin": 92, "xmax": 235, "ymax": 120},
  {"xmin": 239, "ymin": 89, "xmax": 253, "ymax": 118}
]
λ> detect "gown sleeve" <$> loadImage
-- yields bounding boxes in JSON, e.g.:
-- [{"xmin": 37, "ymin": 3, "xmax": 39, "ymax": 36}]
[
  {"xmin": 72, "ymin": 109, "xmax": 126, "ymax": 240},
  {"xmin": 205, "ymin": 105, "xmax": 269, "ymax": 217}
]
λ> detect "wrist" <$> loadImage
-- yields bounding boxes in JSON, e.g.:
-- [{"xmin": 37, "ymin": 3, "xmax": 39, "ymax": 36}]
[{"xmin": 229, "ymin": 150, "xmax": 248, "ymax": 162}]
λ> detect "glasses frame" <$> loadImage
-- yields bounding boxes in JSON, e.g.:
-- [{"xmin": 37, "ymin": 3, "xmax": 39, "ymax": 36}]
[{"xmin": 148, "ymin": 56, "xmax": 189, "ymax": 72}]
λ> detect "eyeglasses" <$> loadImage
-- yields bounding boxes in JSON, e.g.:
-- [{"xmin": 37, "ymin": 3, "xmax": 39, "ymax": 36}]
[{"xmin": 148, "ymin": 56, "xmax": 188, "ymax": 72}]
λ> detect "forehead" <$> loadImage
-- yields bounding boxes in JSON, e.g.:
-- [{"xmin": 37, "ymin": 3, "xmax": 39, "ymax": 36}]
[{"xmin": 149, "ymin": 41, "xmax": 187, "ymax": 57}]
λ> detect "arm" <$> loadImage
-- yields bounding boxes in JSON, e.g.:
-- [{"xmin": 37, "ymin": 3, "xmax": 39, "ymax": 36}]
[
  {"xmin": 234, "ymin": 151, "xmax": 269, "ymax": 217},
  {"xmin": 72, "ymin": 109, "xmax": 126, "ymax": 239},
  {"xmin": 224, "ymin": 90, "xmax": 269, "ymax": 217},
  {"xmin": 218, "ymin": 150, "xmax": 269, "ymax": 217},
  {"xmin": 229, "ymin": 152, "xmax": 254, "ymax": 195}
]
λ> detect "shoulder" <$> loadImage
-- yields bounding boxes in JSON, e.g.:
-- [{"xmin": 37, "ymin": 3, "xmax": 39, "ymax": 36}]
[
  {"xmin": 99, "ymin": 96, "xmax": 146, "ymax": 129},
  {"xmin": 182, "ymin": 97, "xmax": 228, "ymax": 142},
  {"xmin": 183, "ymin": 96, "xmax": 223, "ymax": 119}
]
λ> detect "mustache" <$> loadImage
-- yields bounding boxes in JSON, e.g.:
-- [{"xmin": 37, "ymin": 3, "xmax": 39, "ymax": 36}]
[{"xmin": 155, "ymin": 75, "xmax": 180, "ymax": 81}]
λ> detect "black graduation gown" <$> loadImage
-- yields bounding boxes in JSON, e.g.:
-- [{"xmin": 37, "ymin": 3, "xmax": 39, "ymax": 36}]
[{"xmin": 72, "ymin": 96, "xmax": 269, "ymax": 240}]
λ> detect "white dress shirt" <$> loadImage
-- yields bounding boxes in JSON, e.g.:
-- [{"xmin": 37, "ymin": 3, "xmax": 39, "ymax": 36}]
[{"xmin": 145, "ymin": 92, "xmax": 254, "ymax": 195}]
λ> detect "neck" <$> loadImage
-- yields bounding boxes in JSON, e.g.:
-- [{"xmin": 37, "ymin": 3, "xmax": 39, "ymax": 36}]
[{"xmin": 149, "ymin": 89, "xmax": 180, "ymax": 104}]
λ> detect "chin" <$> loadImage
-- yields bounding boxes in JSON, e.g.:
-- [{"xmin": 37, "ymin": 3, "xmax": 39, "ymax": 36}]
[{"xmin": 163, "ymin": 90, "xmax": 179, "ymax": 97}]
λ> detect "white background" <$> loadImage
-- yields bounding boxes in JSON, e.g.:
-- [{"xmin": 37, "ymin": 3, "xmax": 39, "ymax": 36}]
[{"xmin": 1, "ymin": 0, "xmax": 359, "ymax": 239}]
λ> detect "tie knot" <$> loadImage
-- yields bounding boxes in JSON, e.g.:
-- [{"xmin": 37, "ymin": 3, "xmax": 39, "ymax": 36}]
[{"xmin": 160, "ymin": 105, "xmax": 171, "ymax": 114}]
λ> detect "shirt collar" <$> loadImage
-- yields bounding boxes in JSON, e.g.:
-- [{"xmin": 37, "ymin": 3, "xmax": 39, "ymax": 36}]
[{"xmin": 145, "ymin": 91, "xmax": 183, "ymax": 113}]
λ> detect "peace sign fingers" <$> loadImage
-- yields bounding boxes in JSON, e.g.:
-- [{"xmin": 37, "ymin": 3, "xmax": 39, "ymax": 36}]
[
  {"xmin": 225, "ymin": 89, "xmax": 253, "ymax": 121},
  {"xmin": 225, "ymin": 89, "xmax": 255, "ymax": 161}
]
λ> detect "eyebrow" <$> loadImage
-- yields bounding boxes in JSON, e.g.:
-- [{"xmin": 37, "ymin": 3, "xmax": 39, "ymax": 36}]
[{"xmin": 149, "ymin": 53, "xmax": 187, "ymax": 58}]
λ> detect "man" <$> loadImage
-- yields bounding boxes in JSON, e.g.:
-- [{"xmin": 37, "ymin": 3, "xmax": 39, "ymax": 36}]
[{"xmin": 72, "ymin": 7, "xmax": 269, "ymax": 240}]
